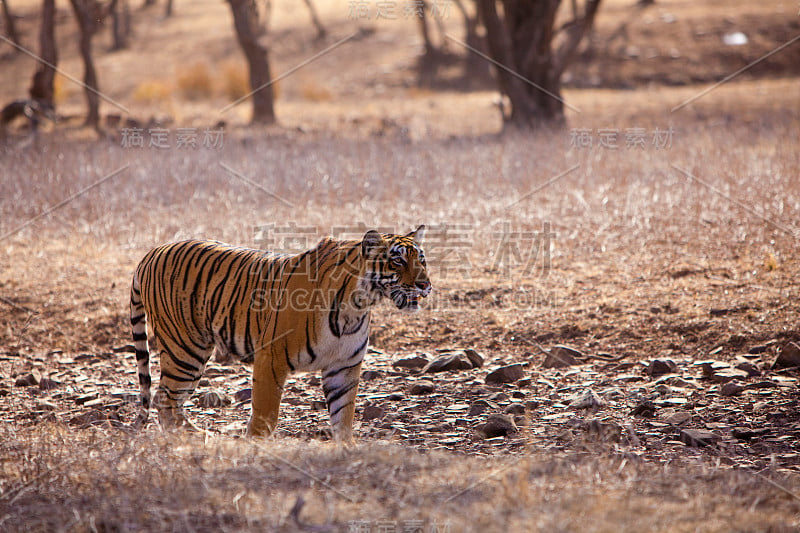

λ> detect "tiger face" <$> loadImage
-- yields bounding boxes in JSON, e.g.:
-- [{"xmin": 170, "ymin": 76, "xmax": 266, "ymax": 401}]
[{"xmin": 363, "ymin": 225, "xmax": 432, "ymax": 312}]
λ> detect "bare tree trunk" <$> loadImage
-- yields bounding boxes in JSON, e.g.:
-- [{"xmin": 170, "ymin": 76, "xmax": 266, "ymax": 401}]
[
  {"xmin": 453, "ymin": 0, "xmax": 490, "ymax": 82},
  {"xmin": 29, "ymin": 0, "xmax": 58, "ymax": 109},
  {"xmin": 109, "ymin": 0, "xmax": 131, "ymax": 50},
  {"xmin": 1, "ymin": 0, "xmax": 20, "ymax": 49},
  {"xmin": 301, "ymin": 0, "xmax": 325, "ymax": 40},
  {"xmin": 70, "ymin": 0, "xmax": 101, "ymax": 128},
  {"xmin": 164, "ymin": 0, "xmax": 173, "ymax": 17},
  {"xmin": 476, "ymin": 0, "xmax": 601, "ymax": 129},
  {"xmin": 227, "ymin": 0, "xmax": 275, "ymax": 124}
]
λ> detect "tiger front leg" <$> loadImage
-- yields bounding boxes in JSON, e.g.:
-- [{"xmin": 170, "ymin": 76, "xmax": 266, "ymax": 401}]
[
  {"xmin": 247, "ymin": 350, "xmax": 289, "ymax": 437},
  {"xmin": 321, "ymin": 360, "xmax": 364, "ymax": 443}
]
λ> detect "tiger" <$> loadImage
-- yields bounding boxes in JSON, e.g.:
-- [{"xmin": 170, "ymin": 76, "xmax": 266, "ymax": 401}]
[{"xmin": 129, "ymin": 226, "xmax": 431, "ymax": 442}]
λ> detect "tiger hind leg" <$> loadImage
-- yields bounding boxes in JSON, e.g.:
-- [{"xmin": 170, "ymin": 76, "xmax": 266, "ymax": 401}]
[{"xmin": 153, "ymin": 343, "xmax": 212, "ymax": 431}]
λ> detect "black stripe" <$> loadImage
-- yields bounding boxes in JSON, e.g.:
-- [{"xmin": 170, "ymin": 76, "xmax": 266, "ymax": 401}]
[
  {"xmin": 326, "ymin": 382, "xmax": 356, "ymax": 406},
  {"xmin": 322, "ymin": 359, "xmax": 362, "ymax": 380},
  {"xmin": 130, "ymin": 314, "xmax": 145, "ymax": 326},
  {"xmin": 135, "ymin": 349, "xmax": 149, "ymax": 361},
  {"xmin": 160, "ymin": 370, "xmax": 197, "ymax": 382},
  {"xmin": 305, "ymin": 319, "xmax": 317, "ymax": 362},
  {"xmin": 329, "ymin": 401, "xmax": 352, "ymax": 418},
  {"xmin": 132, "ymin": 332, "xmax": 147, "ymax": 341},
  {"xmin": 285, "ymin": 344, "xmax": 295, "ymax": 372}
]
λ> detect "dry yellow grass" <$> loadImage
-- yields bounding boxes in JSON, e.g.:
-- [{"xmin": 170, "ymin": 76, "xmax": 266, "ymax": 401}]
[
  {"xmin": 0, "ymin": 424, "xmax": 796, "ymax": 532},
  {"xmin": 176, "ymin": 62, "xmax": 215, "ymax": 101}
]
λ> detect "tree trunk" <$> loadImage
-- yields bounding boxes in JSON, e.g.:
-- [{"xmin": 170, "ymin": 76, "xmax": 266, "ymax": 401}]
[
  {"xmin": 28, "ymin": 0, "xmax": 58, "ymax": 109},
  {"xmin": 109, "ymin": 0, "xmax": 131, "ymax": 50},
  {"xmin": 164, "ymin": 0, "xmax": 173, "ymax": 17},
  {"xmin": 301, "ymin": 0, "xmax": 325, "ymax": 40},
  {"xmin": 70, "ymin": 0, "xmax": 101, "ymax": 128},
  {"xmin": 476, "ymin": 0, "xmax": 601, "ymax": 129},
  {"xmin": 1, "ymin": 0, "xmax": 20, "ymax": 49},
  {"xmin": 453, "ymin": 0, "xmax": 491, "ymax": 82},
  {"xmin": 227, "ymin": 0, "xmax": 275, "ymax": 124}
]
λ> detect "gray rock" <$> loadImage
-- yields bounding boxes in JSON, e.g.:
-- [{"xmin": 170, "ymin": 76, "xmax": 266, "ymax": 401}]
[
  {"xmin": 468, "ymin": 399, "xmax": 496, "ymax": 416},
  {"xmin": 679, "ymin": 428, "xmax": 721, "ymax": 447},
  {"xmin": 476, "ymin": 414, "xmax": 517, "ymax": 438},
  {"xmin": 569, "ymin": 390, "xmax": 605, "ymax": 410},
  {"xmin": 710, "ymin": 369, "xmax": 749, "ymax": 383},
  {"xmin": 361, "ymin": 370, "xmax": 382, "ymax": 381},
  {"xmin": 463, "ymin": 349, "xmax": 485, "ymax": 368},
  {"xmin": 422, "ymin": 353, "xmax": 475, "ymax": 373},
  {"xmin": 234, "ymin": 388, "xmax": 252, "ymax": 402},
  {"xmin": 392, "ymin": 355, "xmax": 429, "ymax": 370},
  {"xmin": 197, "ymin": 390, "xmax": 231, "ymax": 408},
  {"xmin": 38, "ymin": 377, "xmax": 59, "ymax": 391},
  {"xmin": 773, "ymin": 342, "xmax": 800, "ymax": 369},
  {"xmin": 362, "ymin": 405, "xmax": 384, "ymax": 421},
  {"xmin": 505, "ymin": 403, "xmax": 525, "ymax": 415},
  {"xmin": 542, "ymin": 345, "xmax": 581, "ymax": 368},
  {"xmin": 409, "ymin": 380, "xmax": 435, "ymax": 395},
  {"xmin": 310, "ymin": 400, "xmax": 327, "ymax": 411},
  {"xmin": 14, "ymin": 373, "xmax": 39, "ymax": 387},
  {"xmin": 646, "ymin": 359, "xmax": 678, "ymax": 377},
  {"xmin": 485, "ymin": 363, "xmax": 525, "ymax": 385},
  {"xmin": 720, "ymin": 382, "xmax": 745, "ymax": 397}
]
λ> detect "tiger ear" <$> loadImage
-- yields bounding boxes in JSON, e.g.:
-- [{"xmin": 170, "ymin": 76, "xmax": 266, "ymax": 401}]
[
  {"xmin": 408, "ymin": 224, "xmax": 426, "ymax": 242},
  {"xmin": 361, "ymin": 230, "xmax": 384, "ymax": 256}
]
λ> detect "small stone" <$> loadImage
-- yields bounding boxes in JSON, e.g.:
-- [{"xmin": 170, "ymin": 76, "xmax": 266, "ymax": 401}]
[
  {"xmin": 679, "ymin": 428, "xmax": 721, "ymax": 447},
  {"xmin": 386, "ymin": 392, "xmax": 405, "ymax": 401},
  {"xmin": 735, "ymin": 361, "xmax": 761, "ymax": 377},
  {"xmin": 468, "ymin": 400, "xmax": 496, "ymax": 416},
  {"xmin": 542, "ymin": 345, "xmax": 581, "ymax": 368},
  {"xmin": 485, "ymin": 364, "xmax": 525, "ymax": 385},
  {"xmin": 38, "ymin": 377, "xmax": 59, "ymax": 391},
  {"xmin": 422, "ymin": 353, "xmax": 475, "ymax": 373},
  {"xmin": 392, "ymin": 355, "xmax": 429, "ymax": 370},
  {"xmin": 646, "ymin": 359, "xmax": 678, "ymax": 377},
  {"xmin": 524, "ymin": 400, "xmax": 540, "ymax": 410},
  {"xmin": 361, "ymin": 370, "xmax": 382, "ymax": 381},
  {"xmin": 14, "ymin": 373, "xmax": 39, "ymax": 387},
  {"xmin": 488, "ymin": 392, "xmax": 509, "ymax": 402},
  {"xmin": 569, "ymin": 390, "xmax": 605, "ymax": 410},
  {"xmin": 74, "ymin": 393, "xmax": 99, "ymax": 405},
  {"xmin": 663, "ymin": 411, "xmax": 692, "ymax": 426},
  {"xmin": 694, "ymin": 360, "xmax": 730, "ymax": 378},
  {"xmin": 720, "ymin": 382, "xmax": 745, "ymax": 397},
  {"xmin": 197, "ymin": 390, "xmax": 231, "ymax": 408},
  {"xmin": 409, "ymin": 380, "xmax": 435, "ymax": 395},
  {"xmin": 234, "ymin": 388, "xmax": 252, "ymax": 402},
  {"xmin": 773, "ymin": 342, "xmax": 800, "ymax": 369},
  {"xmin": 69, "ymin": 409, "xmax": 107, "ymax": 428},
  {"xmin": 462, "ymin": 349, "xmax": 484, "ymax": 368},
  {"xmin": 747, "ymin": 344, "xmax": 769, "ymax": 354},
  {"xmin": 505, "ymin": 403, "xmax": 525, "ymax": 415},
  {"xmin": 310, "ymin": 400, "xmax": 327, "ymax": 411},
  {"xmin": 516, "ymin": 378, "xmax": 532, "ymax": 387},
  {"xmin": 362, "ymin": 405, "xmax": 384, "ymax": 421},
  {"xmin": 476, "ymin": 414, "xmax": 517, "ymax": 439},
  {"xmin": 630, "ymin": 400, "xmax": 657, "ymax": 418},
  {"xmin": 710, "ymin": 369, "xmax": 749, "ymax": 383},
  {"xmin": 732, "ymin": 427, "xmax": 770, "ymax": 440},
  {"xmin": 36, "ymin": 400, "xmax": 57, "ymax": 411}
]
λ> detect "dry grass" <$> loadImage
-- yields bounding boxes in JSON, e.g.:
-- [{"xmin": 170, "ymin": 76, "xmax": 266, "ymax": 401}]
[
  {"xmin": 176, "ymin": 62, "xmax": 215, "ymax": 101},
  {"xmin": 0, "ymin": 424, "xmax": 797, "ymax": 532},
  {"xmin": 1, "ymin": 1, "xmax": 800, "ymax": 530},
  {"xmin": 133, "ymin": 80, "xmax": 174, "ymax": 103}
]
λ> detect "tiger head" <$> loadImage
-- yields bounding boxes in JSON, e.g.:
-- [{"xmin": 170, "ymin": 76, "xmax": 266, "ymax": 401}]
[{"xmin": 362, "ymin": 225, "xmax": 432, "ymax": 312}]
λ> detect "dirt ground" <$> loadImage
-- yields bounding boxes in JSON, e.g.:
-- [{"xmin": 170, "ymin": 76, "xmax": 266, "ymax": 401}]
[{"xmin": 1, "ymin": 0, "xmax": 800, "ymax": 531}]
